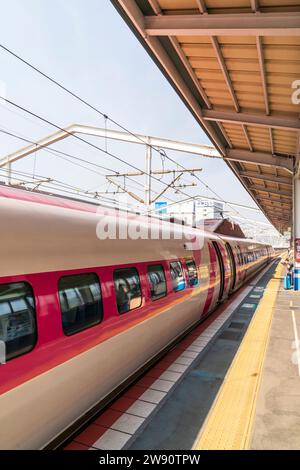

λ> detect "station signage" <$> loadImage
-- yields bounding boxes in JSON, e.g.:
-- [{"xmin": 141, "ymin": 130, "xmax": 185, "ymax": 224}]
[{"xmin": 155, "ymin": 201, "xmax": 167, "ymax": 214}]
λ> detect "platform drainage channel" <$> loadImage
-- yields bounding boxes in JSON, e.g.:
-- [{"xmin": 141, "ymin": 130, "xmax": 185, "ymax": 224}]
[
  {"xmin": 239, "ymin": 310, "xmax": 254, "ymax": 316},
  {"xmin": 228, "ymin": 321, "xmax": 245, "ymax": 330},
  {"xmin": 218, "ymin": 330, "xmax": 243, "ymax": 341}
]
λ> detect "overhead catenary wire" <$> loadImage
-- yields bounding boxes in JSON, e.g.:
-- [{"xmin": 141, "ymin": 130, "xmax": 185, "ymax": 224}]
[
  {"xmin": 0, "ymin": 166, "xmax": 142, "ymax": 210},
  {"xmin": 0, "ymin": 42, "xmax": 245, "ymax": 218},
  {"xmin": 0, "ymin": 123, "xmax": 264, "ymax": 226},
  {"xmin": 0, "ymin": 96, "xmax": 201, "ymax": 205},
  {"xmin": 151, "ymin": 145, "xmax": 244, "ymax": 219},
  {"xmin": 0, "ymin": 126, "xmax": 160, "ymax": 197},
  {"xmin": 0, "ymin": 127, "xmax": 178, "ymax": 206},
  {"xmin": 0, "ymin": 162, "xmax": 272, "ymax": 232},
  {"xmin": 0, "ymin": 43, "xmax": 274, "ymax": 228},
  {"xmin": 0, "ymin": 128, "xmax": 119, "ymax": 175},
  {"xmin": 0, "ymin": 164, "xmax": 192, "ymax": 217},
  {"xmin": 1, "ymin": 111, "xmax": 245, "ymax": 223},
  {"xmin": 0, "ymin": 126, "xmax": 158, "ymax": 194},
  {"xmin": 0, "ymin": 43, "xmax": 198, "ymax": 160}
]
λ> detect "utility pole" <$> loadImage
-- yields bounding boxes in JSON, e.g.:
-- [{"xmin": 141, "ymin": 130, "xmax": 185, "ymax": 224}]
[
  {"xmin": 145, "ymin": 137, "xmax": 152, "ymax": 209},
  {"xmin": 106, "ymin": 177, "xmax": 144, "ymax": 204},
  {"xmin": 3, "ymin": 161, "xmax": 12, "ymax": 185},
  {"xmin": 106, "ymin": 167, "xmax": 202, "ymax": 208}
]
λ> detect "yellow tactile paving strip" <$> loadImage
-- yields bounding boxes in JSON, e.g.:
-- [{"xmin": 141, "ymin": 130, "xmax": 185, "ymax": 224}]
[{"xmin": 193, "ymin": 260, "xmax": 283, "ymax": 450}]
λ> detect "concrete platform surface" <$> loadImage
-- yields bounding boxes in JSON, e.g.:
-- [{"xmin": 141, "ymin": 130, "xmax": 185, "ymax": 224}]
[{"xmin": 251, "ymin": 284, "xmax": 300, "ymax": 450}]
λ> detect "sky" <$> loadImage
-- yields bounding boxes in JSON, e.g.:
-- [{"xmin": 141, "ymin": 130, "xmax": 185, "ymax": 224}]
[{"xmin": 0, "ymin": 0, "xmax": 275, "ymax": 230}]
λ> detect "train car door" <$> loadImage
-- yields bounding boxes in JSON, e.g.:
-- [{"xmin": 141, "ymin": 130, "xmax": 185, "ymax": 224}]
[
  {"xmin": 225, "ymin": 243, "xmax": 236, "ymax": 292},
  {"xmin": 212, "ymin": 241, "xmax": 225, "ymax": 302}
]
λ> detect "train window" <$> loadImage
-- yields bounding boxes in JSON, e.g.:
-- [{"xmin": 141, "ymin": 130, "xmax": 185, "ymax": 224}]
[
  {"xmin": 170, "ymin": 261, "xmax": 186, "ymax": 292},
  {"xmin": 59, "ymin": 273, "xmax": 102, "ymax": 336},
  {"xmin": 237, "ymin": 246, "xmax": 243, "ymax": 265},
  {"xmin": 0, "ymin": 282, "xmax": 37, "ymax": 361},
  {"xmin": 114, "ymin": 268, "xmax": 142, "ymax": 314},
  {"xmin": 186, "ymin": 260, "xmax": 199, "ymax": 287},
  {"xmin": 147, "ymin": 265, "xmax": 167, "ymax": 301}
]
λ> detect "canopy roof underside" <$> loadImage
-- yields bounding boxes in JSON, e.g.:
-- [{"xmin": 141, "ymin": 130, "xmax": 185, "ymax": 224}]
[{"xmin": 112, "ymin": 0, "xmax": 300, "ymax": 233}]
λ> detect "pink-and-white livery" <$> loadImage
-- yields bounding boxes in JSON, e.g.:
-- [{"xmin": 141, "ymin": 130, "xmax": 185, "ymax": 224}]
[{"xmin": 0, "ymin": 186, "xmax": 273, "ymax": 449}]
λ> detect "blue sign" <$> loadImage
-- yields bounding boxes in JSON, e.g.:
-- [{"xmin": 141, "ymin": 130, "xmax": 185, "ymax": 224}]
[{"xmin": 155, "ymin": 201, "xmax": 167, "ymax": 214}]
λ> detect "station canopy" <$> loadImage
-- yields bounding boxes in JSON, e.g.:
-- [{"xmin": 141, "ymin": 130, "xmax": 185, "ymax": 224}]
[{"xmin": 112, "ymin": 0, "xmax": 300, "ymax": 233}]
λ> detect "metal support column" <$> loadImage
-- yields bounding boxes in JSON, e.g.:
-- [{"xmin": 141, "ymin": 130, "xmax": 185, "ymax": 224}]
[
  {"xmin": 3, "ymin": 161, "xmax": 12, "ymax": 185},
  {"xmin": 294, "ymin": 177, "xmax": 300, "ymax": 290},
  {"xmin": 145, "ymin": 138, "xmax": 152, "ymax": 209}
]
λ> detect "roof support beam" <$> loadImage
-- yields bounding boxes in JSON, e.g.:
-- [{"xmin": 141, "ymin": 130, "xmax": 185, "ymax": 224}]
[
  {"xmin": 203, "ymin": 109, "xmax": 300, "ymax": 132},
  {"xmin": 0, "ymin": 123, "xmax": 220, "ymax": 168},
  {"xmin": 147, "ymin": 0, "xmax": 162, "ymax": 15},
  {"xmin": 217, "ymin": 122, "xmax": 233, "ymax": 149},
  {"xmin": 144, "ymin": 12, "xmax": 300, "ymax": 36},
  {"xmin": 196, "ymin": 0, "xmax": 207, "ymax": 14},
  {"xmin": 261, "ymin": 206, "xmax": 290, "ymax": 212},
  {"xmin": 240, "ymin": 171, "xmax": 292, "ymax": 186},
  {"xmin": 272, "ymin": 223, "xmax": 291, "ymax": 228},
  {"xmin": 265, "ymin": 211, "xmax": 290, "ymax": 218},
  {"xmin": 270, "ymin": 212, "xmax": 291, "ymax": 217},
  {"xmin": 169, "ymin": 37, "xmax": 211, "ymax": 109},
  {"xmin": 268, "ymin": 213, "xmax": 291, "ymax": 219},
  {"xmin": 256, "ymin": 36, "xmax": 270, "ymax": 115},
  {"xmin": 148, "ymin": 3, "xmax": 212, "ymax": 109},
  {"xmin": 263, "ymin": 215, "xmax": 290, "ymax": 223},
  {"xmin": 262, "ymin": 207, "xmax": 289, "ymax": 214},
  {"xmin": 267, "ymin": 216, "xmax": 290, "ymax": 222},
  {"xmin": 270, "ymin": 219, "xmax": 291, "ymax": 225},
  {"xmin": 270, "ymin": 212, "xmax": 291, "ymax": 222},
  {"xmin": 266, "ymin": 216, "xmax": 291, "ymax": 223},
  {"xmin": 269, "ymin": 128, "xmax": 275, "ymax": 155},
  {"xmin": 264, "ymin": 211, "xmax": 291, "ymax": 217},
  {"xmin": 256, "ymin": 204, "xmax": 292, "ymax": 219},
  {"xmin": 211, "ymin": 36, "xmax": 240, "ymax": 112},
  {"xmin": 256, "ymin": 196, "xmax": 291, "ymax": 206},
  {"xmin": 250, "ymin": 0, "xmax": 260, "ymax": 13},
  {"xmin": 225, "ymin": 148, "xmax": 294, "ymax": 172},
  {"xmin": 242, "ymin": 125, "xmax": 253, "ymax": 152},
  {"xmin": 251, "ymin": 185, "xmax": 292, "ymax": 198}
]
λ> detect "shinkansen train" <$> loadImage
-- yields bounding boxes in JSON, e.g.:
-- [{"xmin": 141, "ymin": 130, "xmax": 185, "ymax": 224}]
[{"xmin": 0, "ymin": 186, "xmax": 274, "ymax": 449}]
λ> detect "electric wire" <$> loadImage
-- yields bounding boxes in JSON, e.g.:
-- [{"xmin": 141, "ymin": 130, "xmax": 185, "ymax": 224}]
[
  {"xmin": 0, "ymin": 43, "xmax": 266, "ymax": 224},
  {"xmin": 0, "ymin": 127, "xmax": 178, "ymax": 206},
  {"xmin": 0, "ymin": 43, "xmax": 240, "ymax": 216}
]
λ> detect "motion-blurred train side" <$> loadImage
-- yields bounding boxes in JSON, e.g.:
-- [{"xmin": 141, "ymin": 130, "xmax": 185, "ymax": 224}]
[{"xmin": 0, "ymin": 186, "xmax": 274, "ymax": 449}]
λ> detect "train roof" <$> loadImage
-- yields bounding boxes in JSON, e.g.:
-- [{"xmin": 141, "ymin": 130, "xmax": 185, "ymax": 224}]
[{"xmin": 0, "ymin": 184, "xmax": 269, "ymax": 247}]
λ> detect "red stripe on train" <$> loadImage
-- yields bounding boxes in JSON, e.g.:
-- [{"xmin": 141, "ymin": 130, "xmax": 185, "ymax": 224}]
[
  {"xmin": 202, "ymin": 243, "xmax": 217, "ymax": 316},
  {"xmin": 0, "ymin": 258, "xmax": 203, "ymax": 395}
]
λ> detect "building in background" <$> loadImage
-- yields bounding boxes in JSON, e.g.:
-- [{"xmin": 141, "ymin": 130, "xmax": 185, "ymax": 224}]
[
  {"xmin": 194, "ymin": 199, "xmax": 223, "ymax": 222},
  {"xmin": 155, "ymin": 198, "xmax": 224, "ymax": 226},
  {"xmin": 153, "ymin": 197, "xmax": 288, "ymax": 248},
  {"xmin": 240, "ymin": 223, "xmax": 290, "ymax": 248}
]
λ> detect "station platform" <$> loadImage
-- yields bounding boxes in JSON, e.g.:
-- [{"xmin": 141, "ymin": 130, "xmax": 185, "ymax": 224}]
[{"xmin": 64, "ymin": 256, "xmax": 300, "ymax": 451}]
